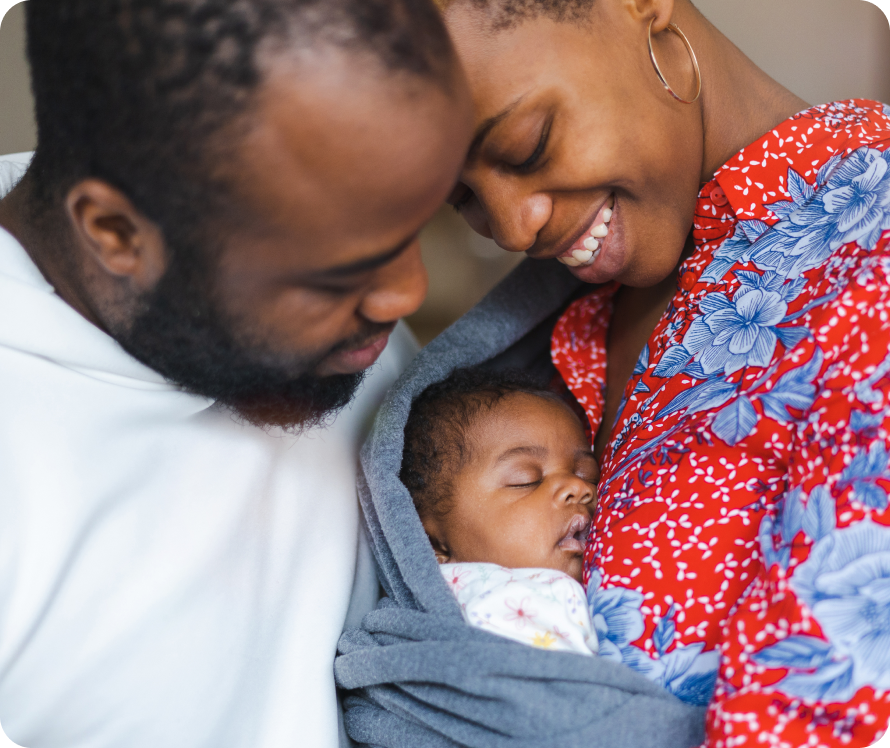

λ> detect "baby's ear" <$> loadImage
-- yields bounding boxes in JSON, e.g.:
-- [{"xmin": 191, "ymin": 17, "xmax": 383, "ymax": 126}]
[{"xmin": 421, "ymin": 517, "xmax": 452, "ymax": 564}]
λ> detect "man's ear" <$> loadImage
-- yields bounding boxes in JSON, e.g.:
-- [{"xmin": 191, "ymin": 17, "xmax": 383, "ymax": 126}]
[
  {"xmin": 64, "ymin": 179, "xmax": 169, "ymax": 292},
  {"xmin": 421, "ymin": 517, "xmax": 452, "ymax": 564}
]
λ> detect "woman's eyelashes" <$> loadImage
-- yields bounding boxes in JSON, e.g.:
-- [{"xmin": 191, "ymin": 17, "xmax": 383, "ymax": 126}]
[
  {"xmin": 449, "ymin": 120, "xmax": 551, "ymax": 213},
  {"xmin": 450, "ymin": 187, "xmax": 474, "ymax": 212},
  {"xmin": 511, "ymin": 122, "xmax": 551, "ymax": 174}
]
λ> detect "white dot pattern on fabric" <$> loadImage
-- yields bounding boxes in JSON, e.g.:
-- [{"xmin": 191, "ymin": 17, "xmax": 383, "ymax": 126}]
[{"xmin": 551, "ymin": 101, "xmax": 890, "ymax": 746}]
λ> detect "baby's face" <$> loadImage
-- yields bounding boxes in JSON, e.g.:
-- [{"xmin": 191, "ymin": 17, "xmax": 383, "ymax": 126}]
[{"xmin": 425, "ymin": 392, "xmax": 598, "ymax": 582}]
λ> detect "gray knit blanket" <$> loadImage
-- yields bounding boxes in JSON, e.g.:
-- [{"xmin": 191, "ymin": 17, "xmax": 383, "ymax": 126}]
[{"xmin": 335, "ymin": 258, "xmax": 707, "ymax": 748}]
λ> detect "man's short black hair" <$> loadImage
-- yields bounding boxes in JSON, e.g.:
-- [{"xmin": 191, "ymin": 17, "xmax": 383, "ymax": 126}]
[
  {"xmin": 400, "ymin": 366, "xmax": 565, "ymax": 520},
  {"xmin": 435, "ymin": 0, "xmax": 595, "ymax": 31},
  {"xmin": 25, "ymin": 0, "xmax": 455, "ymax": 235}
]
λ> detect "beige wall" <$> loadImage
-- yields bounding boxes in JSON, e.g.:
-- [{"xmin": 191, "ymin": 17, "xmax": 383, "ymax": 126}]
[
  {"xmin": 2, "ymin": 1, "xmax": 889, "ymax": 341},
  {"xmin": 0, "ymin": 3, "xmax": 34, "ymax": 154},
  {"xmin": 698, "ymin": 0, "xmax": 890, "ymax": 106}
]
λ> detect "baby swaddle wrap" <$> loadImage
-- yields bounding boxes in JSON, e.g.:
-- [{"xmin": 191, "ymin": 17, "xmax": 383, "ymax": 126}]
[
  {"xmin": 441, "ymin": 563, "xmax": 599, "ymax": 656},
  {"xmin": 334, "ymin": 259, "xmax": 707, "ymax": 748}
]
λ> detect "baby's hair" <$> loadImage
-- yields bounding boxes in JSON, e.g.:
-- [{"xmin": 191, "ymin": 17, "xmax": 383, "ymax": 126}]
[{"xmin": 400, "ymin": 366, "xmax": 563, "ymax": 520}]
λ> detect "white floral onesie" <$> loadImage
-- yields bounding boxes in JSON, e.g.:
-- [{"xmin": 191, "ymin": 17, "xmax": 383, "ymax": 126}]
[{"xmin": 440, "ymin": 563, "xmax": 599, "ymax": 656}]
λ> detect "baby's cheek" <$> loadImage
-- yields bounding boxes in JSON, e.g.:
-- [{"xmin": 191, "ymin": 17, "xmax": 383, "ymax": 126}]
[{"xmin": 474, "ymin": 518, "xmax": 541, "ymax": 570}]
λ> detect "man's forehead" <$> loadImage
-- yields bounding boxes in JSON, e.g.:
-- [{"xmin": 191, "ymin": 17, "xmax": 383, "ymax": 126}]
[
  {"xmin": 259, "ymin": 50, "xmax": 444, "ymax": 161},
  {"xmin": 216, "ymin": 46, "xmax": 472, "ymax": 270}
]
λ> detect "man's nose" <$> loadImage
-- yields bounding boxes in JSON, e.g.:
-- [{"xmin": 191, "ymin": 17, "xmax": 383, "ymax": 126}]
[{"xmin": 358, "ymin": 240, "xmax": 428, "ymax": 324}]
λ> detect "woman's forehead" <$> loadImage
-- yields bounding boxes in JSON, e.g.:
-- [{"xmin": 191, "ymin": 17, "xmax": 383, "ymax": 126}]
[{"xmin": 443, "ymin": 7, "xmax": 595, "ymax": 120}]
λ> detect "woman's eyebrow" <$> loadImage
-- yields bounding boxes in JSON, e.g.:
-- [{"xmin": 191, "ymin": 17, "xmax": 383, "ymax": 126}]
[{"xmin": 468, "ymin": 95, "xmax": 527, "ymax": 160}]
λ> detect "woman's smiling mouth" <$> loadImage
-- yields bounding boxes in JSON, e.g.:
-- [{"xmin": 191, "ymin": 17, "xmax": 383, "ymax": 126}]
[{"xmin": 557, "ymin": 195, "xmax": 615, "ymax": 268}]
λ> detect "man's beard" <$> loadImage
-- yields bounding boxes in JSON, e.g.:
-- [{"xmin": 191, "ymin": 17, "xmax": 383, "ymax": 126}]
[{"xmin": 110, "ymin": 251, "xmax": 379, "ymax": 432}]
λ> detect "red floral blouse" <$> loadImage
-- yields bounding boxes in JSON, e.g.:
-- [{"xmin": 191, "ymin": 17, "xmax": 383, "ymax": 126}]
[{"xmin": 552, "ymin": 100, "xmax": 890, "ymax": 747}]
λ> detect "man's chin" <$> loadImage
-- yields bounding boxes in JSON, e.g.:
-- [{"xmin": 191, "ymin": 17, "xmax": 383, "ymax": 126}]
[{"xmin": 223, "ymin": 370, "xmax": 367, "ymax": 432}]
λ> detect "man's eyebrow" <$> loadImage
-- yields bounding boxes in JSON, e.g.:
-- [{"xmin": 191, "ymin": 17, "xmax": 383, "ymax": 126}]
[
  {"xmin": 467, "ymin": 95, "xmax": 526, "ymax": 161},
  {"xmin": 307, "ymin": 236, "xmax": 414, "ymax": 280},
  {"xmin": 496, "ymin": 444, "xmax": 546, "ymax": 463}
]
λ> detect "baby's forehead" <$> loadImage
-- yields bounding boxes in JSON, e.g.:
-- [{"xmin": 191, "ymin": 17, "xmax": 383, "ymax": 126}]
[
  {"xmin": 462, "ymin": 390, "xmax": 587, "ymax": 449},
  {"xmin": 471, "ymin": 388, "xmax": 577, "ymax": 420}
]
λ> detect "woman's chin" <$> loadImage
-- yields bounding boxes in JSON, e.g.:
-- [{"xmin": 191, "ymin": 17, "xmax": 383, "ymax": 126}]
[
  {"xmin": 567, "ymin": 260, "xmax": 614, "ymax": 284},
  {"xmin": 565, "ymin": 239, "xmax": 628, "ymax": 284}
]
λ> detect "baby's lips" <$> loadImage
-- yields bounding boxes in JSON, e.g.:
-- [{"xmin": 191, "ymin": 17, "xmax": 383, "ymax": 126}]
[{"xmin": 558, "ymin": 513, "xmax": 591, "ymax": 552}]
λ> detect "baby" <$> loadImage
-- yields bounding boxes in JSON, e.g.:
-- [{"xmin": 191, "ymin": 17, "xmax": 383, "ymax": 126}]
[{"xmin": 400, "ymin": 367, "xmax": 599, "ymax": 655}]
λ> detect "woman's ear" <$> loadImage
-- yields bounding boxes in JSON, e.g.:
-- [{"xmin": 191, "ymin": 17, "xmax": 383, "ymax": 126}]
[{"xmin": 621, "ymin": 0, "xmax": 675, "ymax": 33}]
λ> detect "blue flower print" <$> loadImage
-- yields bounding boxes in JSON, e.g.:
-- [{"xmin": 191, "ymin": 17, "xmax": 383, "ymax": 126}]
[
  {"xmin": 790, "ymin": 520, "xmax": 890, "ymax": 694},
  {"xmin": 853, "ymin": 349, "xmax": 890, "ymax": 406},
  {"xmin": 838, "ymin": 442, "xmax": 890, "ymax": 511},
  {"xmin": 652, "ymin": 604, "xmax": 719, "ymax": 706},
  {"xmin": 703, "ymin": 149, "xmax": 890, "ymax": 283},
  {"xmin": 587, "ymin": 573, "xmax": 659, "ymax": 678},
  {"xmin": 701, "ymin": 219, "xmax": 769, "ymax": 283},
  {"xmin": 759, "ymin": 484, "xmax": 837, "ymax": 571},
  {"xmin": 588, "ymin": 575, "xmax": 719, "ymax": 705},
  {"xmin": 820, "ymin": 150, "xmax": 890, "ymax": 250},
  {"xmin": 751, "ymin": 148, "xmax": 890, "ymax": 279},
  {"xmin": 682, "ymin": 287, "xmax": 788, "ymax": 376},
  {"xmin": 758, "ymin": 488, "xmax": 803, "ymax": 570},
  {"xmin": 674, "ymin": 271, "xmax": 810, "ymax": 382}
]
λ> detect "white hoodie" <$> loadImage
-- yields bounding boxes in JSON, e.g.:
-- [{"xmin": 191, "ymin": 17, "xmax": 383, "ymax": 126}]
[{"xmin": 0, "ymin": 154, "xmax": 415, "ymax": 748}]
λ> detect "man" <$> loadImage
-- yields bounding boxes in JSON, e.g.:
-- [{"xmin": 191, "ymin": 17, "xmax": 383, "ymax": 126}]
[{"xmin": 0, "ymin": 1, "xmax": 471, "ymax": 746}]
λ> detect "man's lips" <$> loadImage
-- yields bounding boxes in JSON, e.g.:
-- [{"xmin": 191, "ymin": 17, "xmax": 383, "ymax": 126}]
[
  {"xmin": 558, "ymin": 513, "xmax": 591, "ymax": 553},
  {"xmin": 324, "ymin": 329, "xmax": 393, "ymax": 374}
]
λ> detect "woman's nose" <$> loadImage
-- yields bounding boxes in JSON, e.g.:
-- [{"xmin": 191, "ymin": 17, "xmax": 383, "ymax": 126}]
[{"xmin": 483, "ymin": 189, "xmax": 552, "ymax": 253}]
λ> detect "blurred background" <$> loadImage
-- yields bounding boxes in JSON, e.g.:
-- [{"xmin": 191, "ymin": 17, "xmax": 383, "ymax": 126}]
[{"xmin": 2, "ymin": 0, "xmax": 889, "ymax": 343}]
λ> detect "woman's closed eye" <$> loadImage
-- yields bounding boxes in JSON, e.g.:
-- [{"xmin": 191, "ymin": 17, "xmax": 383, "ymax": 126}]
[
  {"xmin": 510, "ymin": 121, "xmax": 551, "ymax": 174},
  {"xmin": 450, "ymin": 185, "xmax": 474, "ymax": 212},
  {"xmin": 447, "ymin": 176, "xmax": 476, "ymax": 212}
]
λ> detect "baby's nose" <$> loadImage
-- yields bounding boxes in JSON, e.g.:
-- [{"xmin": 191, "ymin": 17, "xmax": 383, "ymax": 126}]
[{"xmin": 556, "ymin": 474, "xmax": 596, "ymax": 505}]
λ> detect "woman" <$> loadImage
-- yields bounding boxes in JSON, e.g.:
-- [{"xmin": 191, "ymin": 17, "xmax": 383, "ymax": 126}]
[{"xmin": 434, "ymin": 0, "xmax": 890, "ymax": 745}]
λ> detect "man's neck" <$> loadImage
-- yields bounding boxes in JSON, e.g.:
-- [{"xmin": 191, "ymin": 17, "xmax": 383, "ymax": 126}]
[{"xmin": 674, "ymin": 1, "xmax": 810, "ymax": 184}]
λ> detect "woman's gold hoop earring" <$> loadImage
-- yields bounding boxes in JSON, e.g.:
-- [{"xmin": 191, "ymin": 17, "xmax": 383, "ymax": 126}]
[{"xmin": 648, "ymin": 18, "xmax": 702, "ymax": 104}]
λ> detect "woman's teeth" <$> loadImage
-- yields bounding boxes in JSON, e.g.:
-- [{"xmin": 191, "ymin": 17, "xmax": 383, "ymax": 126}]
[
  {"xmin": 590, "ymin": 223, "xmax": 609, "ymax": 239},
  {"xmin": 559, "ymin": 199, "xmax": 613, "ymax": 268}
]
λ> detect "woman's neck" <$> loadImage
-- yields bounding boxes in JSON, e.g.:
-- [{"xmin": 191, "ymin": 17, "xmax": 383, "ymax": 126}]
[{"xmin": 673, "ymin": 1, "xmax": 810, "ymax": 183}]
